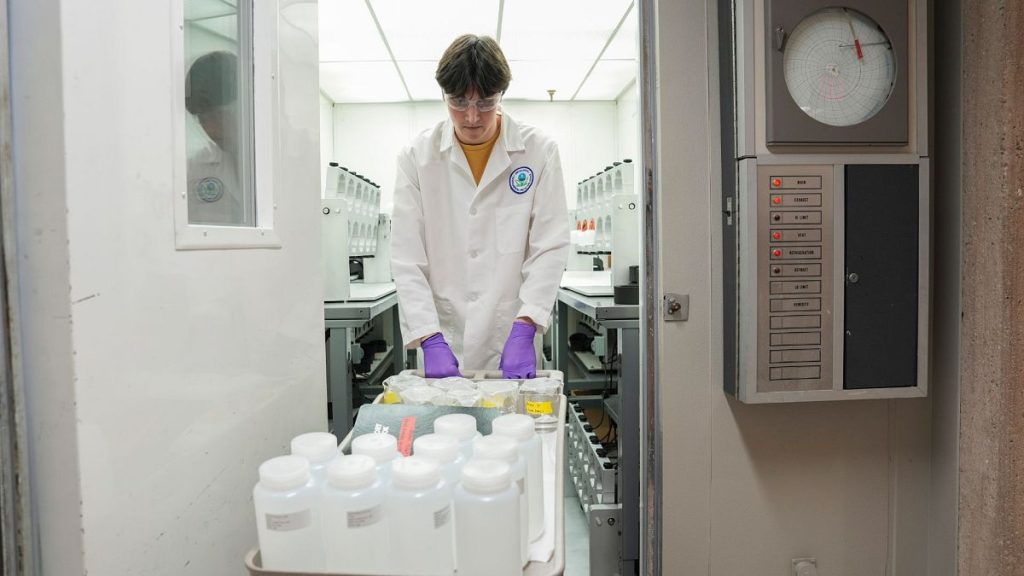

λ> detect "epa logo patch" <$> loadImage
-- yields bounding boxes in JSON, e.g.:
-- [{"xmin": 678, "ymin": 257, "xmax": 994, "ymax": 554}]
[
  {"xmin": 509, "ymin": 166, "xmax": 534, "ymax": 195},
  {"xmin": 196, "ymin": 177, "xmax": 225, "ymax": 202}
]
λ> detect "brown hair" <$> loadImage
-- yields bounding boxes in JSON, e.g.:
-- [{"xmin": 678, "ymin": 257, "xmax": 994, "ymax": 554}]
[
  {"xmin": 185, "ymin": 51, "xmax": 238, "ymax": 115},
  {"xmin": 435, "ymin": 35, "xmax": 511, "ymax": 97}
]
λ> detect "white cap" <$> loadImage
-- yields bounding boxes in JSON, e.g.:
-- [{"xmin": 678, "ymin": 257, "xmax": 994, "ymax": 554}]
[
  {"xmin": 290, "ymin": 432, "xmax": 338, "ymax": 464},
  {"xmin": 472, "ymin": 435, "xmax": 519, "ymax": 465},
  {"xmin": 460, "ymin": 459, "xmax": 511, "ymax": 493},
  {"xmin": 327, "ymin": 454, "xmax": 377, "ymax": 490},
  {"xmin": 434, "ymin": 413, "xmax": 478, "ymax": 441},
  {"xmin": 391, "ymin": 456, "xmax": 441, "ymax": 489},
  {"xmin": 492, "ymin": 413, "xmax": 536, "ymax": 441},
  {"xmin": 413, "ymin": 434, "xmax": 459, "ymax": 464},
  {"xmin": 258, "ymin": 455, "xmax": 311, "ymax": 491},
  {"xmin": 351, "ymin": 433, "xmax": 399, "ymax": 465}
]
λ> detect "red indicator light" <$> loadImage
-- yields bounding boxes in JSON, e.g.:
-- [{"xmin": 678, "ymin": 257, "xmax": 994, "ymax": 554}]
[
  {"xmin": 772, "ymin": 196, "xmax": 782, "ymax": 205},
  {"xmin": 771, "ymin": 178, "xmax": 782, "ymax": 187},
  {"xmin": 773, "ymin": 232, "xmax": 782, "ymax": 240},
  {"xmin": 772, "ymin": 249, "xmax": 782, "ymax": 257}
]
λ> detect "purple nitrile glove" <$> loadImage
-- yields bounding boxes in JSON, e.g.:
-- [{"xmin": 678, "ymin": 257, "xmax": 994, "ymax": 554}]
[
  {"xmin": 421, "ymin": 333, "xmax": 462, "ymax": 378},
  {"xmin": 499, "ymin": 321, "xmax": 537, "ymax": 379}
]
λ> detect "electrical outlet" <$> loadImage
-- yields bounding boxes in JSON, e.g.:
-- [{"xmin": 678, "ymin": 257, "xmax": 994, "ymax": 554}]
[{"xmin": 792, "ymin": 557, "xmax": 818, "ymax": 576}]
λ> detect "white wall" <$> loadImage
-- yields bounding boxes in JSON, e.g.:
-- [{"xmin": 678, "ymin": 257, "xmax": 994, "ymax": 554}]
[
  {"xmin": 10, "ymin": 1, "xmax": 326, "ymax": 574},
  {"xmin": 320, "ymin": 92, "xmax": 335, "ymax": 194},
  {"xmin": 616, "ymin": 79, "xmax": 640, "ymax": 161},
  {"xmin": 330, "ymin": 101, "xmax": 620, "ymax": 211}
]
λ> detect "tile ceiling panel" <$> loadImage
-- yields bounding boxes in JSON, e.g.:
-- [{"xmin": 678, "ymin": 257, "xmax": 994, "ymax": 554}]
[
  {"xmin": 369, "ymin": 0, "xmax": 500, "ymax": 61},
  {"xmin": 320, "ymin": 62, "xmax": 408, "ymax": 102},
  {"xmin": 319, "ymin": 0, "xmax": 391, "ymax": 62}
]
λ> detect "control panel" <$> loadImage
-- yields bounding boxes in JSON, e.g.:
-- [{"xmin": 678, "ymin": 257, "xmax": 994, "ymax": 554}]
[{"xmin": 757, "ymin": 165, "xmax": 833, "ymax": 393}]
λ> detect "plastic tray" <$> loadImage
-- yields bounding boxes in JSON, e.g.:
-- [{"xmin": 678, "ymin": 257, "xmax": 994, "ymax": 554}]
[{"xmin": 245, "ymin": 372, "xmax": 566, "ymax": 576}]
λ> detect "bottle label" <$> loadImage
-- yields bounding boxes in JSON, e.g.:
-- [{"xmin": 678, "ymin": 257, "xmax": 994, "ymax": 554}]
[
  {"xmin": 265, "ymin": 509, "xmax": 311, "ymax": 532},
  {"xmin": 526, "ymin": 400, "xmax": 553, "ymax": 415},
  {"xmin": 347, "ymin": 504, "xmax": 383, "ymax": 528},
  {"xmin": 433, "ymin": 504, "xmax": 452, "ymax": 529}
]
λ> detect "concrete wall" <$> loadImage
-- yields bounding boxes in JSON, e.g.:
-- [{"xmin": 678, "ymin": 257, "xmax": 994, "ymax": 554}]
[
  {"xmin": 959, "ymin": 0, "xmax": 1024, "ymax": 573},
  {"xmin": 9, "ymin": 0, "xmax": 326, "ymax": 574},
  {"xmin": 653, "ymin": 0, "xmax": 938, "ymax": 573}
]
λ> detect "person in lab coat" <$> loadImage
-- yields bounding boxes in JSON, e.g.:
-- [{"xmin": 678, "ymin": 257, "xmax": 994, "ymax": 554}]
[
  {"xmin": 391, "ymin": 34, "xmax": 570, "ymax": 379},
  {"xmin": 185, "ymin": 50, "xmax": 244, "ymax": 225}
]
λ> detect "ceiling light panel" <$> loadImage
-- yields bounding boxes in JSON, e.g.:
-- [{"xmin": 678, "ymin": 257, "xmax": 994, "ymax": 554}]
[
  {"xmin": 500, "ymin": 0, "xmax": 633, "ymax": 61},
  {"xmin": 370, "ymin": 0, "xmax": 500, "ymax": 61},
  {"xmin": 319, "ymin": 0, "xmax": 391, "ymax": 62},
  {"xmin": 601, "ymin": 3, "xmax": 637, "ymax": 60},
  {"xmin": 503, "ymin": 60, "xmax": 593, "ymax": 101},
  {"xmin": 396, "ymin": 61, "xmax": 443, "ymax": 100},
  {"xmin": 320, "ymin": 62, "xmax": 409, "ymax": 103},
  {"xmin": 572, "ymin": 59, "xmax": 637, "ymax": 100}
]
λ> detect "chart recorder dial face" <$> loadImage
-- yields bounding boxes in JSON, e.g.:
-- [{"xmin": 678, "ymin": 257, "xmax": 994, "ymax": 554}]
[{"xmin": 782, "ymin": 7, "xmax": 896, "ymax": 127}]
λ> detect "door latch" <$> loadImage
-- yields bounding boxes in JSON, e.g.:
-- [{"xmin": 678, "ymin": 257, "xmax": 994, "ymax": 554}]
[{"xmin": 663, "ymin": 293, "xmax": 689, "ymax": 321}]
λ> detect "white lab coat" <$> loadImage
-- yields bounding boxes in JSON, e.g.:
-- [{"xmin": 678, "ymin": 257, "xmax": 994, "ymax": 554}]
[
  {"xmin": 186, "ymin": 143, "xmax": 244, "ymax": 225},
  {"xmin": 391, "ymin": 112, "xmax": 570, "ymax": 370}
]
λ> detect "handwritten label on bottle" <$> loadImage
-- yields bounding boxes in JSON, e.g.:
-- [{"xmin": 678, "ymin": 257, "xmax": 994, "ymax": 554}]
[{"xmin": 265, "ymin": 510, "xmax": 311, "ymax": 532}]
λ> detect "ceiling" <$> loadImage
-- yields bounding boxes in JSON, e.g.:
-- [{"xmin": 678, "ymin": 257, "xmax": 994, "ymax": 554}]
[{"xmin": 319, "ymin": 0, "xmax": 638, "ymax": 104}]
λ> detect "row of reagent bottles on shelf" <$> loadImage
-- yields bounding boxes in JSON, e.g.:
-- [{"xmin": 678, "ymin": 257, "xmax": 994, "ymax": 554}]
[{"xmin": 253, "ymin": 413, "xmax": 544, "ymax": 576}]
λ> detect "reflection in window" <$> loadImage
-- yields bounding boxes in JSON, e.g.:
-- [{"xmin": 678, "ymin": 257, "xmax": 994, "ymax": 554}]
[{"xmin": 184, "ymin": 0, "xmax": 255, "ymax": 226}]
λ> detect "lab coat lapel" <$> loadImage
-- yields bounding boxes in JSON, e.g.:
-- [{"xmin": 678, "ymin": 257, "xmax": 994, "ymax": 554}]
[
  {"xmin": 473, "ymin": 113, "xmax": 526, "ymax": 203},
  {"xmin": 440, "ymin": 119, "xmax": 475, "ymax": 187}
]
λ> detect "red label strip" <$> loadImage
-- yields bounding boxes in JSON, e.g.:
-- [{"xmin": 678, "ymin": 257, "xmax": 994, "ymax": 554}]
[{"xmin": 397, "ymin": 416, "xmax": 417, "ymax": 456}]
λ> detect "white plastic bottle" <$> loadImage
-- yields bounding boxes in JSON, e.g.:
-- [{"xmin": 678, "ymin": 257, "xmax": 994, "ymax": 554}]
[
  {"xmin": 492, "ymin": 413, "xmax": 544, "ymax": 541},
  {"xmin": 413, "ymin": 433, "xmax": 465, "ymax": 486},
  {"xmin": 473, "ymin": 435, "xmax": 528, "ymax": 567},
  {"xmin": 290, "ymin": 431, "xmax": 339, "ymax": 488},
  {"xmin": 454, "ymin": 460, "xmax": 522, "ymax": 576},
  {"xmin": 434, "ymin": 413, "xmax": 481, "ymax": 460},
  {"xmin": 387, "ymin": 456, "xmax": 455, "ymax": 576},
  {"xmin": 351, "ymin": 432, "xmax": 399, "ymax": 482},
  {"xmin": 253, "ymin": 455, "xmax": 324, "ymax": 572},
  {"xmin": 322, "ymin": 454, "xmax": 390, "ymax": 575}
]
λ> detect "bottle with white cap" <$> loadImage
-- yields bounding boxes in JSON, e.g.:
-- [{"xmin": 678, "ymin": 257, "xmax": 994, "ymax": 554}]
[
  {"xmin": 290, "ymin": 432, "xmax": 339, "ymax": 488},
  {"xmin": 433, "ymin": 413, "xmax": 481, "ymax": 460},
  {"xmin": 253, "ymin": 455, "xmax": 323, "ymax": 572},
  {"xmin": 492, "ymin": 413, "xmax": 544, "ymax": 542},
  {"xmin": 413, "ymin": 433, "xmax": 465, "ymax": 486},
  {"xmin": 454, "ymin": 460, "xmax": 522, "ymax": 576},
  {"xmin": 322, "ymin": 454, "xmax": 390, "ymax": 574},
  {"xmin": 351, "ymin": 432, "xmax": 399, "ymax": 482},
  {"xmin": 473, "ymin": 435, "xmax": 528, "ymax": 567},
  {"xmin": 387, "ymin": 456, "xmax": 455, "ymax": 575}
]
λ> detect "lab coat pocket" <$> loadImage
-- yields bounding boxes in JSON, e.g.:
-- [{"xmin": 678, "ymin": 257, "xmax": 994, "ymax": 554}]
[{"xmin": 495, "ymin": 204, "xmax": 532, "ymax": 255}]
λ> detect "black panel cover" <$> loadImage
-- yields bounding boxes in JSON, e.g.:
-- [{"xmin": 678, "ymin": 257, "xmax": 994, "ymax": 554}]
[{"xmin": 844, "ymin": 165, "xmax": 918, "ymax": 388}]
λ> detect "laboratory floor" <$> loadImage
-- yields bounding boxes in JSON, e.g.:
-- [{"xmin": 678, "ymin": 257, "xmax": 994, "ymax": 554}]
[{"xmin": 563, "ymin": 496, "xmax": 590, "ymax": 576}]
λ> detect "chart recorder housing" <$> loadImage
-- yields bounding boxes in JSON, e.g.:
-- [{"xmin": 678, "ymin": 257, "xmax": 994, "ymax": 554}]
[{"xmin": 722, "ymin": 0, "xmax": 930, "ymax": 403}]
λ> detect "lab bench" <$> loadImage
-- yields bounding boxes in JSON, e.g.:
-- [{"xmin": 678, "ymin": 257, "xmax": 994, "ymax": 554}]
[
  {"xmin": 552, "ymin": 287, "xmax": 640, "ymax": 576},
  {"xmin": 324, "ymin": 282, "xmax": 406, "ymax": 439}
]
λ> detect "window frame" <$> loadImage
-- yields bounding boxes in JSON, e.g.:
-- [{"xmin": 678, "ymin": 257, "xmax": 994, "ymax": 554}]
[{"xmin": 172, "ymin": 0, "xmax": 281, "ymax": 250}]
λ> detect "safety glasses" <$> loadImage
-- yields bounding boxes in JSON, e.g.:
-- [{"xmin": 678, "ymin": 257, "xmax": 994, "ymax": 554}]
[{"xmin": 444, "ymin": 93, "xmax": 502, "ymax": 112}]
